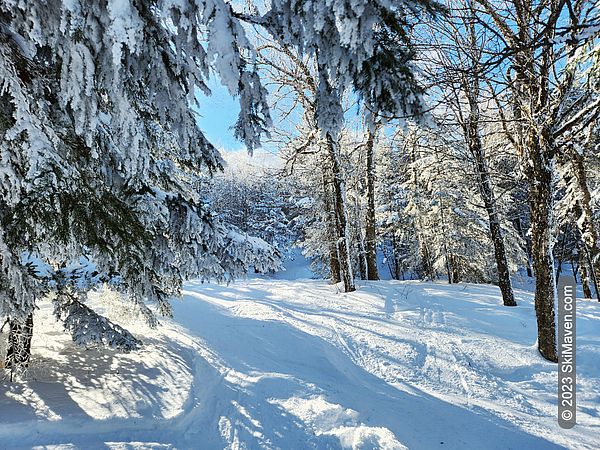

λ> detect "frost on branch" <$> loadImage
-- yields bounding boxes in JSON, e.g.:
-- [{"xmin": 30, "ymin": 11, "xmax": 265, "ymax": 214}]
[
  {"xmin": 53, "ymin": 292, "xmax": 141, "ymax": 351},
  {"xmin": 261, "ymin": 0, "xmax": 440, "ymax": 130},
  {"xmin": 0, "ymin": 0, "xmax": 280, "ymax": 362}
]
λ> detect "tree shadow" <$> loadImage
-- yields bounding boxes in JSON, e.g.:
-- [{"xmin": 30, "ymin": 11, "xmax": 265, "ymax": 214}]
[
  {"xmin": 172, "ymin": 293, "xmax": 567, "ymax": 449},
  {"xmin": 0, "ymin": 283, "xmax": 574, "ymax": 449}
]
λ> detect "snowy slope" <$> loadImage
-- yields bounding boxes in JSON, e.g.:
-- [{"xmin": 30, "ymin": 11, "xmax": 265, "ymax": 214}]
[{"xmin": 0, "ymin": 279, "xmax": 599, "ymax": 449}]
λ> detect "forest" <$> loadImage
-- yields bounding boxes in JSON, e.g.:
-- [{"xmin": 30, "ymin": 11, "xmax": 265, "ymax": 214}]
[
  {"xmin": 0, "ymin": 0, "xmax": 599, "ymax": 449},
  {"xmin": 208, "ymin": 0, "xmax": 600, "ymax": 363}
]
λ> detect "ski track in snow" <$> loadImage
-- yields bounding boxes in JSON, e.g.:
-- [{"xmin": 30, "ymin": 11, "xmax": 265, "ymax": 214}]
[{"xmin": 0, "ymin": 278, "xmax": 599, "ymax": 449}]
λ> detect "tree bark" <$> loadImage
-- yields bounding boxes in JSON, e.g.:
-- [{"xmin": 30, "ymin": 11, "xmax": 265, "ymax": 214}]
[
  {"xmin": 450, "ymin": 254, "xmax": 461, "ymax": 283},
  {"xmin": 510, "ymin": 28, "xmax": 557, "ymax": 361},
  {"xmin": 353, "ymin": 194, "xmax": 368, "ymax": 280},
  {"xmin": 364, "ymin": 126, "xmax": 380, "ymax": 280},
  {"xmin": 528, "ymin": 130, "xmax": 558, "ymax": 362},
  {"xmin": 5, "ymin": 313, "xmax": 34, "ymax": 373},
  {"xmin": 326, "ymin": 133, "xmax": 355, "ymax": 292},
  {"xmin": 515, "ymin": 217, "xmax": 534, "ymax": 277},
  {"xmin": 465, "ymin": 109, "xmax": 517, "ymax": 305},
  {"xmin": 420, "ymin": 244, "xmax": 435, "ymax": 281},
  {"xmin": 322, "ymin": 165, "xmax": 341, "ymax": 283},
  {"xmin": 570, "ymin": 258, "xmax": 578, "ymax": 283},
  {"xmin": 458, "ymin": 21, "xmax": 517, "ymax": 305},
  {"xmin": 437, "ymin": 196, "xmax": 455, "ymax": 284},
  {"xmin": 390, "ymin": 235, "xmax": 402, "ymax": 280},
  {"xmin": 555, "ymin": 230, "xmax": 568, "ymax": 281},
  {"xmin": 578, "ymin": 246, "xmax": 593, "ymax": 299},
  {"xmin": 568, "ymin": 147, "xmax": 600, "ymax": 299},
  {"xmin": 584, "ymin": 247, "xmax": 600, "ymax": 301},
  {"xmin": 357, "ymin": 237, "xmax": 367, "ymax": 280},
  {"xmin": 474, "ymin": 0, "xmax": 584, "ymax": 363}
]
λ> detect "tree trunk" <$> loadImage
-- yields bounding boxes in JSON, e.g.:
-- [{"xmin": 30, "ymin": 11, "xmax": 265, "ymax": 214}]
[
  {"xmin": 464, "ymin": 74, "xmax": 516, "ymax": 306},
  {"xmin": 450, "ymin": 254, "xmax": 461, "ymax": 283},
  {"xmin": 579, "ymin": 250, "xmax": 593, "ymax": 299},
  {"xmin": 445, "ymin": 250, "xmax": 453, "ymax": 284},
  {"xmin": 322, "ymin": 165, "xmax": 341, "ymax": 283},
  {"xmin": 353, "ymin": 195, "xmax": 368, "ymax": 280},
  {"xmin": 585, "ymin": 247, "xmax": 600, "ymax": 301},
  {"xmin": 478, "ymin": 170, "xmax": 518, "ymax": 302},
  {"xmin": 555, "ymin": 230, "xmax": 568, "ymax": 281},
  {"xmin": 515, "ymin": 217, "xmax": 534, "ymax": 277},
  {"xmin": 326, "ymin": 133, "xmax": 355, "ymax": 292},
  {"xmin": 570, "ymin": 258, "xmax": 578, "ymax": 283},
  {"xmin": 569, "ymin": 148, "xmax": 600, "ymax": 299},
  {"xmin": 357, "ymin": 239, "xmax": 367, "ymax": 280},
  {"xmin": 438, "ymin": 197, "xmax": 454, "ymax": 284},
  {"xmin": 393, "ymin": 236, "xmax": 403, "ymax": 280},
  {"xmin": 5, "ymin": 313, "xmax": 34, "ymax": 374},
  {"xmin": 528, "ymin": 134, "xmax": 558, "ymax": 362},
  {"xmin": 364, "ymin": 127, "xmax": 380, "ymax": 280},
  {"xmin": 474, "ymin": 0, "xmax": 580, "ymax": 363},
  {"xmin": 388, "ymin": 235, "xmax": 402, "ymax": 280},
  {"xmin": 420, "ymin": 241, "xmax": 435, "ymax": 280},
  {"xmin": 511, "ymin": 42, "xmax": 557, "ymax": 361},
  {"xmin": 488, "ymin": 215, "xmax": 517, "ymax": 306}
]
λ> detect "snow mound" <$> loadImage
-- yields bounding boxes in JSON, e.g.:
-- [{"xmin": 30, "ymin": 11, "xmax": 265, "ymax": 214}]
[{"xmin": 272, "ymin": 396, "xmax": 406, "ymax": 449}]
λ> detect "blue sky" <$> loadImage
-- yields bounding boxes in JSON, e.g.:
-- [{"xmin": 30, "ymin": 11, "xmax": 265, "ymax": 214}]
[
  {"xmin": 196, "ymin": 79, "xmax": 243, "ymax": 152},
  {"xmin": 195, "ymin": 74, "xmax": 364, "ymax": 154}
]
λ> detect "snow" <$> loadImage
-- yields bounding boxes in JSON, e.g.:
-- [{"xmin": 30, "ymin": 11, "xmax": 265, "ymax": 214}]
[
  {"xmin": 1, "ymin": 277, "xmax": 599, "ymax": 449},
  {"xmin": 258, "ymin": 248, "xmax": 315, "ymax": 281}
]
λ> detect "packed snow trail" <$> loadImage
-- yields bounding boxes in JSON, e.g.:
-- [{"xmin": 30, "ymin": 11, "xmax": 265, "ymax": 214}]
[{"xmin": 0, "ymin": 278, "xmax": 599, "ymax": 449}]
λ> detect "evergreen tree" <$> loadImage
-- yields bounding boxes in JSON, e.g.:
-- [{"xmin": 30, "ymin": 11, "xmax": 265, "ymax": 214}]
[
  {"xmin": 0, "ymin": 0, "xmax": 279, "ymax": 374},
  {"xmin": 376, "ymin": 124, "xmax": 526, "ymax": 283}
]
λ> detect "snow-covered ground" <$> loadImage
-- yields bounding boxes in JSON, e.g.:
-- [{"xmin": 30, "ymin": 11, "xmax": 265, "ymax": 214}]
[{"xmin": 1, "ymin": 277, "xmax": 599, "ymax": 449}]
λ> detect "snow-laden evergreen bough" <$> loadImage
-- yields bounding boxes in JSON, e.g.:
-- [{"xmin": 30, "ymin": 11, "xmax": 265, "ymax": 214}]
[
  {"xmin": 247, "ymin": 0, "xmax": 441, "ymax": 291},
  {"xmin": 252, "ymin": 0, "xmax": 441, "ymax": 132},
  {"xmin": 0, "ymin": 0, "xmax": 280, "ymax": 374},
  {"xmin": 0, "ymin": 0, "xmax": 439, "ymax": 373}
]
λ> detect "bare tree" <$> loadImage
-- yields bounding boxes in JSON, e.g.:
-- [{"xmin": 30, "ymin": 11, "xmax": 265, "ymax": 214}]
[
  {"xmin": 423, "ymin": 0, "xmax": 517, "ymax": 306},
  {"xmin": 257, "ymin": 43, "xmax": 356, "ymax": 291},
  {"xmin": 364, "ymin": 125, "xmax": 381, "ymax": 280},
  {"xmin": 473, "ymin": 0, "xmax": 600, "ymax": 361}
]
